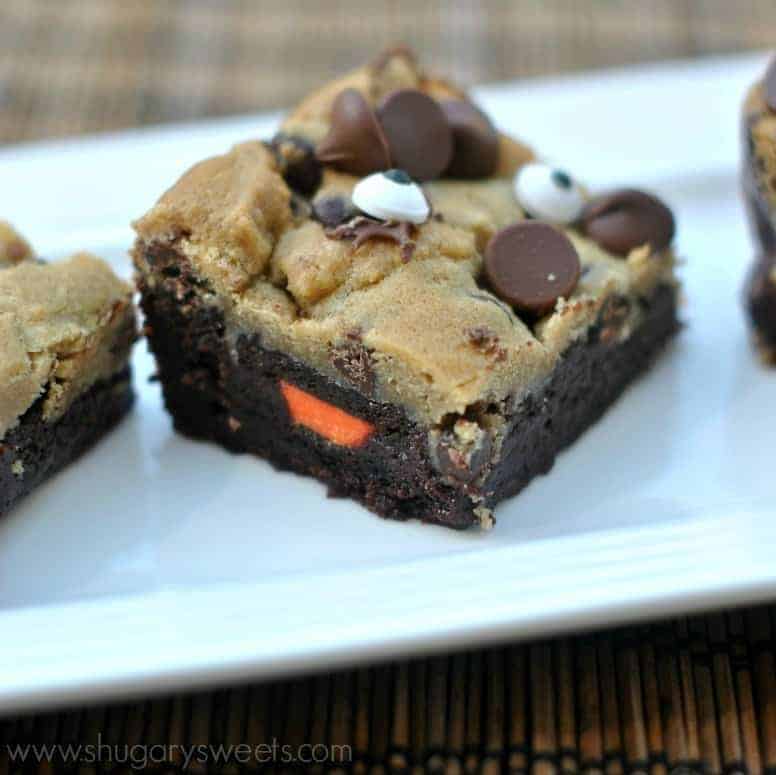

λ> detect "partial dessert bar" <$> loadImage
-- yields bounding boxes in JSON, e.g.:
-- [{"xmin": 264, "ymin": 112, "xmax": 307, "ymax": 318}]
[
  {"xmin": 0, "ymin": 223, "xmax": 136, "ymax": 517},
  {"xmin": 743, "ymin": 54, "xmax": 776, "ymax": 361},
  {"xmin": 133, "ymin": 49, "xmax": 679, "ymax": 529}
]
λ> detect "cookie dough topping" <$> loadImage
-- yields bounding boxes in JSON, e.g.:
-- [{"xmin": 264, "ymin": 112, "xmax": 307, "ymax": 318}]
[
  {"xmin": 513, "ymin": 163, "xmax": 584, "ymax": 224},
  {"xmin": 0, "ymin": 221, "xmax": 33, "ymax": 267},
  {"xmin": 316, "ymin": 89, "xmax": 391, "ymax": 176},
  {"xmin": 441, "ymin": 99, "xmax": 500, "ymax": 179},
  {"xmin": 580, "ymin": 188, "xmax": 675, "ymax": 256},
  {"xmin": 376, "ymin": 89, "xmax": 453, "ymax": 180},
  {"xmin": 765, "ymin": 55, "xmax": 776, "ymax": 112},
  {"xmin": 352, "ymin": 169, "xmax": 430, "ymax": 224},
  {"xmin": 484, "ymin": 222, "xmax": 581, "ymax": 315}
]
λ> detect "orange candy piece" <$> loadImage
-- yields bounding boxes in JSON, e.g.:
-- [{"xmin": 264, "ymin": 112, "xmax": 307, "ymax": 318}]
[{"xmin": 280, "ymin": 380, "xmax": 375, "ymax": 448}]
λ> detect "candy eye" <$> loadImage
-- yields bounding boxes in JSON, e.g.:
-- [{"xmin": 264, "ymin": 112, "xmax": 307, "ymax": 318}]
[
  {"xmin": 352, "ymin": 169, "xmax": 430, "ymax": 224},
  {"xmin": 513, "ymin": 163, "xmax": 584, "ymax": 225}
]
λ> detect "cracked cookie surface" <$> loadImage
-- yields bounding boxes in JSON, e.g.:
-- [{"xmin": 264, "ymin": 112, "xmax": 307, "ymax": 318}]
[{"xmin": 134, "ymin": 50, "xmax": 676, "ymax": 426}]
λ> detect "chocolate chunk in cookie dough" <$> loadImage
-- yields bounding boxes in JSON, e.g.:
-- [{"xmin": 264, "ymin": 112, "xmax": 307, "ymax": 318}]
[
  {"xmin": 580, "ymin": 189, "xmax": 675, "ymax": 256},
  {"xmin": 133, "ymin": 47, "xmax": 680, "ymax": 530},
  {"xmin": 0, "ymin": 224, "xmax": 136, "ymax": 518},
  {"xmin": 484, "ymin": 222, "xmax": 581, "ymax": 315}
]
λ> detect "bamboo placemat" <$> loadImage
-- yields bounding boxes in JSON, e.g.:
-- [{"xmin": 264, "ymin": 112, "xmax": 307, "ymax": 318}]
[
  {"xmin": 2, "ymin": 2, "xmax": 776, "ymax": 772},
  {"xmin": 2, "ymin": 605, "xmax": 776, "ymax": 773},
  {"xmin": 1, "ymin": 0, "xmax": 776, "ymax": 143}
]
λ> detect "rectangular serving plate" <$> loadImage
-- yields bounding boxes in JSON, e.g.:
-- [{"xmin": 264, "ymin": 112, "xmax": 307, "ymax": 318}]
[{"xmin": 0, "ymin": 52, "xmax": 774, "ymax": 714}]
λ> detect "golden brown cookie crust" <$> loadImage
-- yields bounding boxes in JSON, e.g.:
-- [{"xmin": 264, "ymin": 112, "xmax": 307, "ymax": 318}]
[
  {"xmin": 0, "ymin": 246, "xmax": 135, "ymax": 439},
  {"xmin": 133, "ymin": 51, "xmax": 676, "ymax": 425}
]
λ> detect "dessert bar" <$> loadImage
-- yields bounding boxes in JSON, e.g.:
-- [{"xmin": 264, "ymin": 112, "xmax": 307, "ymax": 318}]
[
  {"xmin": 0, "ymin": 223, "xmax": 136, "ymax": 517},
  {"xmin": 133, "ymin": 49, "xmax": 679, "ymax": 529}
]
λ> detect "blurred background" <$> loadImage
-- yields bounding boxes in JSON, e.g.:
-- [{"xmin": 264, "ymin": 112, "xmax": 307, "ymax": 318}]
[{"xmin": 0, "ymin": 0, "xmax": 775, "ymax": 144}]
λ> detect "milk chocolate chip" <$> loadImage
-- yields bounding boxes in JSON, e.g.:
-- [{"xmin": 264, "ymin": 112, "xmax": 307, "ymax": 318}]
[
  {"xmin": 316, "ymin": 89, "xmax": 391, "ymax": 176},
  {"xmin": 484, "ymin": 222, "xmax": 581, "ymax": 315},
  {"xmin": 377, "ymin": 89, "xmax": 453, "ymax": 181},
  {"xmin": 580, "ymin": 189, "xmax": 675, "ymax": 257},
  {"xmin": 441, "ymin": 99, "xmax": 499, "ymax": 178}
]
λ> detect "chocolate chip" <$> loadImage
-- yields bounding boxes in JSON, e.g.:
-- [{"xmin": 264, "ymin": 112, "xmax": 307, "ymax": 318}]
[
  {"xmin": 484, "ymin": 222, "xmax": 581, "ymax": 315},
  {"xmin": 270, "ymin": 133, "xmax": 322, "ymax": 196},
  {"xmin": 316, "ymin": 89, "xmax": 391, "ymax": 176},
  {"xmin": 440, "ymin": 99, "xmax": 500, "ymax": 178},
  {"xmin": 765, "ymin": 55, "xmax": 776, "ymax": 112},
  {"xmin": 580, "ymin": 189, "xmax": 675, "ymax": 257},
  {"xmin": 377, "ymin": 89, "xmax": 453, "ymax": 181},
  {"xmin": 312, "ymin": 195, "xmax": 358, "ymax": 228}
]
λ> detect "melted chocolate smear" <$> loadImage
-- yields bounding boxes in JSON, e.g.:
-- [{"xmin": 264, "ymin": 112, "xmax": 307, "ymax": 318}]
[{"xmin": 327, "ymin": 216, "xmax": 417, "ymax": 262}]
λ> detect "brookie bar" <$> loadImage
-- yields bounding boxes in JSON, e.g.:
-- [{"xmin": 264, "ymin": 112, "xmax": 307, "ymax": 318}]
[
  {"xmin": 0, "ymin": 223, "xmax": 136, "ymax": 517},
  {"xmin": 133, "ymin": 49, "xmax": 679, "ymax": 529}
]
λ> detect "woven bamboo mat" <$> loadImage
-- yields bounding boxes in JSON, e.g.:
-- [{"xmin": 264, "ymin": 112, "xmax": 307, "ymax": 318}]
[
  {"xmin": 2, "ymin": 2, "xmax": 776, "ymax": 772},
  {"xmin": 2, "ymin": 605, "xmax": 776, "ymax": 773},
  {"xmin": 1, "ymin": 0, "xmax": 776, "ymax": 143}
]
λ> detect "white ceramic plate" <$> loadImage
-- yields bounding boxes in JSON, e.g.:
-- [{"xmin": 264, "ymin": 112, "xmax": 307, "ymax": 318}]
[{"xmin": 1, "ymin": 53, "xmax": 774, "ymax": 715}]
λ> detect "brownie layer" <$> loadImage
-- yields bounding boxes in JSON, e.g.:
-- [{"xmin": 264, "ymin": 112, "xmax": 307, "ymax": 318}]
[
  {"xmin": 139, "ymin": 244, "xmax": 678, "ymax": 529},
  {"xmin": 0, "ymin": 370, "xmax": 134, "ymax": 518}
]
